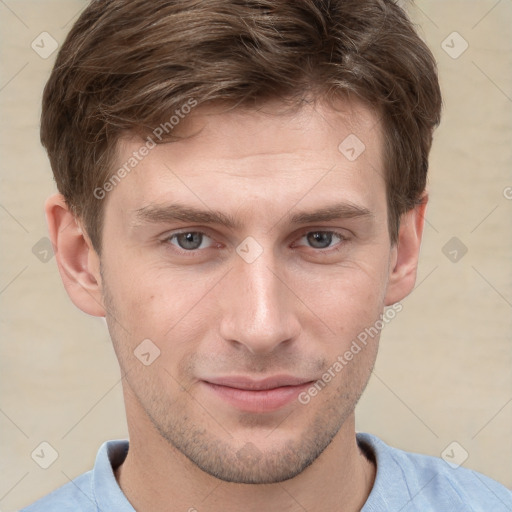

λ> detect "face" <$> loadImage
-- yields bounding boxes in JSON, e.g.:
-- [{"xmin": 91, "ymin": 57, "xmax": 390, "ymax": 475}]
[{"xmin": 96, "ymin": 99, "xmax": 397, "ymax": 483}]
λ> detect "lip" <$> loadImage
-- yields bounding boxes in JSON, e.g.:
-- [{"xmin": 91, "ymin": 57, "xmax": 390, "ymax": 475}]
[{"xmin": 201, "ymin": 375, "xmax": 314, "ymax": 413}]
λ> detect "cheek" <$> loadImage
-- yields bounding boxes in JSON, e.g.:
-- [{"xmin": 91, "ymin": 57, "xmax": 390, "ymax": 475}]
[
  {"xmin": 300, "ymin": 258, "xmax": 389, "ymax": 332},
  {"xmin": 105, "ymin": 262, "xmax": 215, "ymax": 350}
]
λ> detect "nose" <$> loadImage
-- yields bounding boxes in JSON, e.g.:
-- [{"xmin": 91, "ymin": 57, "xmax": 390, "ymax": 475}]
[{"xmin": 218, "ymin": 249, "xmax": 301, "ymax": 355}]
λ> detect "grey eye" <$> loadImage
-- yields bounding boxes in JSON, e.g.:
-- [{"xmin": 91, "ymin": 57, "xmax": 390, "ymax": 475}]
[
  {"xmin": 171, "ymin": 232, "xmax": 208, "ymax": 251},
  {"xmin": 304, "ymin": 231, "xmax": 341, "ymax": 249}
]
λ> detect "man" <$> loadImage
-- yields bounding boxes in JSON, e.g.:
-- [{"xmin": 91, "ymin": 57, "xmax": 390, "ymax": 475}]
[{"xmin": 22, "ymin": 0, "xmax": 512, "ymax": 510}]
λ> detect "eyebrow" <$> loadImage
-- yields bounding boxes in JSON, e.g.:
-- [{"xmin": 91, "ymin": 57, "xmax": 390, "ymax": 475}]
[{"xmin": 132, "ymin": 201, "xmax": 373, "ymax": 229}]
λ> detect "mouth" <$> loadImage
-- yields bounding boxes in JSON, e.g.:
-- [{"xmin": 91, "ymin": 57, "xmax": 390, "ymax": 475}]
[{"xmin": 201, "ymin": 375, "xmax": 315, "ymax": 413}]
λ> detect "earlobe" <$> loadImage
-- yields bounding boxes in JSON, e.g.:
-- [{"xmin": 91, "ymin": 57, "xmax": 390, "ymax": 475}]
[
  {"xmin": 384, "ymin": 194, "xmax": 428, "ymax": 306},
  {"xmin": 45, "ymin": 193, "xmax": 106, "ymax": 317}
]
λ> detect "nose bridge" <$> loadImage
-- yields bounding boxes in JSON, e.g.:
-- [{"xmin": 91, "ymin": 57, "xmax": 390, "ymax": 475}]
[{"xmin": 219, "ymin": 245, "xmax": 299, "ymax": 354}]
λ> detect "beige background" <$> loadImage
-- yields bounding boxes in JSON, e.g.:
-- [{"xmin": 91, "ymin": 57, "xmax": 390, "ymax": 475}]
[{"xmin": 1, "ymin": 1, "xmax": 511, "ymax": 510}]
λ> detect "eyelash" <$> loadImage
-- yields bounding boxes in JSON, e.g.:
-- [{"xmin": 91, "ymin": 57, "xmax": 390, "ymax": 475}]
[{"xmin": 163, "ymin": 229, "xmax": 347, "ymax": 256}]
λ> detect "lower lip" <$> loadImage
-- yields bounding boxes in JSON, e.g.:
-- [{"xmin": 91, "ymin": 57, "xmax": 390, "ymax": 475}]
[{"xmin": 202, "ymin": 381, "xmax": 313, "ymax": 413}]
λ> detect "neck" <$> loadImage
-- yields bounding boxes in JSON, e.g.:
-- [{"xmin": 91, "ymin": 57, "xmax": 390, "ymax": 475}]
[{"xmin": 115, "ymin": 413, "xmax": 375, "ymax": 512}]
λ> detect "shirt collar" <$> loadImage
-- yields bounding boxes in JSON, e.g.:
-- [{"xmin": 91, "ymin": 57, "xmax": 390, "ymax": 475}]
[{"xmin": 93, "ymin": 439, "xmax": 134, "ymax": 511}]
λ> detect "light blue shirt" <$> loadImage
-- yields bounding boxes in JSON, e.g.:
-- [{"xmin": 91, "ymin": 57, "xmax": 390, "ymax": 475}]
[{"xmin": 21, "ymin": 433, "xmax": 512, "ymax": 511}]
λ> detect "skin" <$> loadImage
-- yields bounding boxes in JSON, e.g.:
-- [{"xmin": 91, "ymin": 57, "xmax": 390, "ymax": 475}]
[{"xmin": 46, "ymin": 98, "xmax": 426, "ymax": 512}]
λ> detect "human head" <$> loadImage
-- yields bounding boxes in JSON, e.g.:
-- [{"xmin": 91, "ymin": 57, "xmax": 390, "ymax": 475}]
[
  {"xmin": 41, "ymin": 0, "xmax": 441, "ymax": 253},
  {"xmin": 42, "ymin": 0, "xmax": 441, "ymax": 486}
]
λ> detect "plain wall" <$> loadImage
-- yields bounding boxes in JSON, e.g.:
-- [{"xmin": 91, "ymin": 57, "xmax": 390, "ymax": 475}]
[{"xmin": 1, "ymin": 1, "xmax": 511, "ymax": 510}]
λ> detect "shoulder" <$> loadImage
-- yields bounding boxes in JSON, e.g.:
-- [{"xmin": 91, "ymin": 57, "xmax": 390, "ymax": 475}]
[
  {"xmin": 19, "ymin": 471, "xmax": 96, "ymax": 512},
  {"xmin": 19, "ymin": 440, "xmax": 131, "ymax": 512},
  {"xmin": 357, "ymin": 432, "xmax": 512, "ymax": 511}
]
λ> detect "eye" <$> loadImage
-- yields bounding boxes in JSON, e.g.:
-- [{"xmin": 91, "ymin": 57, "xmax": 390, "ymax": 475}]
[
  {"xmin": 295, "ymin": 231, "xmax": 345, "ymax": 250},
  {"xmin": 166, "ymin": 231, "xmax": 213, "ymax": 251},
  {"xmin": 164, "ymin": 229, "xmax": 346, "ymax": 255}
]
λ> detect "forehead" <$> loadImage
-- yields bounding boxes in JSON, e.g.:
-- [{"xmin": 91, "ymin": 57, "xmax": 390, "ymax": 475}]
[{"xmin": 107, "ymin": 99, "xmax": 386, "ymax": 225}]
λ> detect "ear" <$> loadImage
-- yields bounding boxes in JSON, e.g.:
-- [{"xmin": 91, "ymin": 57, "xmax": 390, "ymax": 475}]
[
  {"xmin": 45, "ymin": 193, "xmax": 105, "ymax": 317},
  {"xmin": 384, "ymin": 194, "xmax": 428, "ymax": 306}
]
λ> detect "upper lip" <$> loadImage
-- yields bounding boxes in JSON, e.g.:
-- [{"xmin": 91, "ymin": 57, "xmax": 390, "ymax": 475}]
[{"xmin": 203, "ymin": 375, "xmax": 314, "ymax": 391}]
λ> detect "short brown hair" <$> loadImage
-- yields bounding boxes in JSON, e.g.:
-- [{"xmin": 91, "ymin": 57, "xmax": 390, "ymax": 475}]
[{"xmin": 41, "ymin": 0, "xmax": 442, "ymax": 252}]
